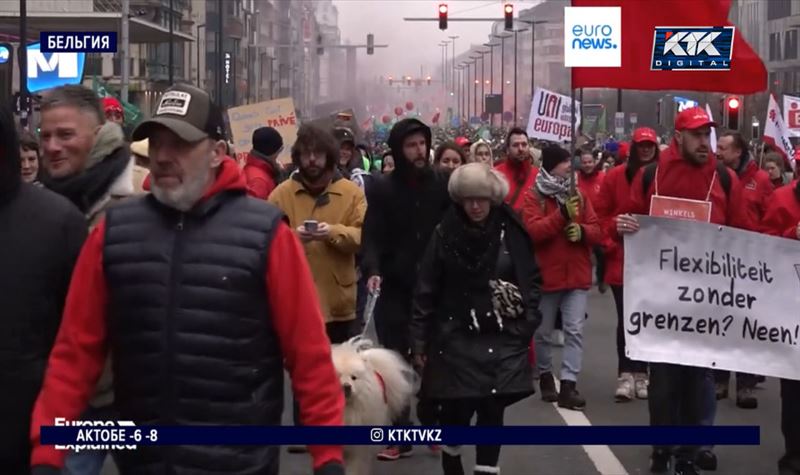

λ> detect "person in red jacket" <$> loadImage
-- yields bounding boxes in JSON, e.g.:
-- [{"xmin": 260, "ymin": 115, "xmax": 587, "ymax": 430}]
[
  {"xmin": 495, "ymin": 127, "xmax": 539, "ymax": 213},
  {"xmin": 28, "ymin": 85, "xmax": 344, "ymax": 475},
  {"xmin": 620, "ymin": 107, "xmax": 746, "ymax": 475},
  {"xmin": 594, "ymin": 126, "xmax": 659, "ymax": 403},
  {"xmin": 760, "ymin": 181, "xmax": 800, "ymax": 475},
  {"xmin": 244, "ymin": 126, "xmax": 284, "ymax": 199},
  {"xmin": 715, "ymin": 130, "xmax": 772, "ymax": 409},
  {"xmin": 576, "ymin": 148, "xmax": 607, "ymax": 293},
  {"xmin": 522, "ymin": 145, "xmax": 602, "ymax": 411}
]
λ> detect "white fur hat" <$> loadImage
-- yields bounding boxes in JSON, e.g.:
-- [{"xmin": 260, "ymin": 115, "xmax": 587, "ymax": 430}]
[{"xmin": 448, "ymin": 162, "xmax": 509, "ymax": 205}]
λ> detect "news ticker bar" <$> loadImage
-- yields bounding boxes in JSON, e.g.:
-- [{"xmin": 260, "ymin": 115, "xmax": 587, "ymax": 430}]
[
  {"xmin": 41, "ymin": 426, "xmax": 760, "ymax": 446},
  {"xmin": 40, "ymin": 32, "xmax": 118, "ymax": 53}
]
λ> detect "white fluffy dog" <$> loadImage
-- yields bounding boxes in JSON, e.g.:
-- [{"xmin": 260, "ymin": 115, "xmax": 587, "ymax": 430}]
[{"xmin": 331, "ymin": 336, "xmax": 415, "ymax": 475}]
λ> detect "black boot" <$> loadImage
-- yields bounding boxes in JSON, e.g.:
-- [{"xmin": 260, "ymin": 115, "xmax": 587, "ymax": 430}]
[
  {"xmin": 650, "ymin": 449, "xmax": 671, "ymax": 473},
  {"xmin": 674, "ymin": 460, "xmax": 700, "ymax": 475},
  {"xmin": 539, "ymin": 372, "xmax": 558, "ymax": 403},
  {"xmin": 558, "ymin": 380, "xmax": 587, "ymax": 410},
  {"xmin": 442, "ymin": 449, "xmax": 464, "ymax": 475},
  {"xmin": 695, "ymin": 449, "xmax": 718, "ymax": 470}
]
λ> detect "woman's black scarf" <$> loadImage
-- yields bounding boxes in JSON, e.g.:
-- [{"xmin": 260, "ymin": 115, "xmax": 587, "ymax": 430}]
[{"xmin": 438, "ymin": 205, "xmax": 503, "ymax": 277}]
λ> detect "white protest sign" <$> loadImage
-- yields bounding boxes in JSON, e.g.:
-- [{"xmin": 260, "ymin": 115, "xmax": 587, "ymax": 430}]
[
  {"xmin": 227, "ymin": 97, "xmax": 298, "ymax": 165},
  {"xmin": 526, "ymin": 87, "xmax": 581, "ymax": 143},
  {"xmin": 624, "ymin": 216, "xmax": 800, "ymax": 380}
]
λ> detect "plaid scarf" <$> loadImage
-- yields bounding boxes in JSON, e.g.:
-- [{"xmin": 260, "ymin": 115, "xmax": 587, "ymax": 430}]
[{"xmin": 535, "ymin": 168, "xmax": 571, "ymax": 205}]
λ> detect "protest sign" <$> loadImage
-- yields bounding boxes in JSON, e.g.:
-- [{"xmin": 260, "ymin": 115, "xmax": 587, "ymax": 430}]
[
  {"xmin": 526, "ymin": 87, "xmax": 581, "ymax": 143},
  {"xmin": 784, "ymin": 94, "xmax": 800, "ymax": 137},
  {"xmin": 624, "ymin": 216, "xmax": 800, "ymax": 380},
  {"xmin": 227, "ymin": 98, "xmax": 298, "ymax": 164}
]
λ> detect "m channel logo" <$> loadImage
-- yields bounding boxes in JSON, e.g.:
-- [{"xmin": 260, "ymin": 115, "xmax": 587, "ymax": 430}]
[
  {"xmin": 564, "ymin": 6, "xmax": 621, "ymax": 68},
  {"xmin": 26, "ymin": 42, "xmax": 87, "ymax": 93},
  {"xmin": 651, "ymin": 26, "xmax": 734, "ymax": 71}
]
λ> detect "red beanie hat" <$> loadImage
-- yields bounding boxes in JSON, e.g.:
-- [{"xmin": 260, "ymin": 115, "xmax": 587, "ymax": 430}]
[{"xmin": 102, "ymin": 96, "xmax": 123, "ymax": 114}]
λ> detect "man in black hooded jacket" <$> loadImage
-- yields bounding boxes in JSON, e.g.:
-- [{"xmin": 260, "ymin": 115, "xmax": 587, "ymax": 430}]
[
  {"xmin": 0, "ymin": 105, "xmax": 87, "ymax": 474},
  {"xmin": 362, "ymin": 118, "xmax": 451, "ymax": 460}
]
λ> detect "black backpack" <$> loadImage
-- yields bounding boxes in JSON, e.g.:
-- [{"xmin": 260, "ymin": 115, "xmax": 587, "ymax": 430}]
[{"xmin": 641, "ymin": 161, "xmax": 731, "ymax": 198}]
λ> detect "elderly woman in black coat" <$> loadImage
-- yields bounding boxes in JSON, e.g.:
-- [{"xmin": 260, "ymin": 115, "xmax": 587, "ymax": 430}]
[{"xmin": 410, "ymin": 162, "xmax": 543, "ymax": 475}]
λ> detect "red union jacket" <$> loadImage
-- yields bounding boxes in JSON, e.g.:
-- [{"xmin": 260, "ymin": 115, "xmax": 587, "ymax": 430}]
[
  {"xmin": 761, "ymin": 181, "xmax": 800, "ymax": 238},
  {"xmin": 521, "ymin": 187, "xmax": 603, "ymax": 292},
  {"xmin": 594, "ymin": 164, "xmax": 637, "ymax": 286},
  {"xmin": 629, "ymin": 139, "xmax": 747, "ymax": 229},
  {"xmin": 577, "ymin": 170, "xmax": 605, "ymax": 209},
  {"xmin": 736, "ymin": 159, "xmax": 773, "ymax": 231},
  {"xmin": 494, "ymin": 159, "xmax": 539, "ymax": 213},
  {"xmin": 30, "ymin": 159, "xmax": 344, "ymax": 470}
]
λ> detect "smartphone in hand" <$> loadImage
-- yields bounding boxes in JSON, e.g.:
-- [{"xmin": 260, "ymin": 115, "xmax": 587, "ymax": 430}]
[{"xmin": 303, "ymin": 220, "xmax": 319, "ymax": 233}]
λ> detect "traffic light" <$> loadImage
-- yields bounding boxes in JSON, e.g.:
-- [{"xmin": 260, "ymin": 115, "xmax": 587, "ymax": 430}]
[
  {"xmin": 426, "ymin": 76, "xmax": 432, "ymax": 85},
  {"xmin": 504, "ymin": 4, "xmax": 514, "ymax": 31},
  {"xmin": 406, "ymin": 76, "xmax": 412, "ymax": 86},
  {"xmin": 439, "ymin": 4, "xmax": 448, "ymax": 30},
  {"xmin": 725, "ymin": 95, "xmax": 741, "ymax": 130},
  {"xmin": 367, "ymin": 34, "xmax": 374, "ymax": 55},
  {"xmin": 388, "ymin": 75, "xmax": 393, "ymax": 86},
  {"xmin": 316, "ymin": 34, "xmax": 324, "ymax": 55}
]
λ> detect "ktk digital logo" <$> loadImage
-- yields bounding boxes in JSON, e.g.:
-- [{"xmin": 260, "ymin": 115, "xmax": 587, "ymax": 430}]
[
  {"xmin": 564, "ymin": 6, "xmax": 621, "ymax": 68},
  {"xmin": 651, "ymin": 26, "xmax": 735, "ymax": 71}
]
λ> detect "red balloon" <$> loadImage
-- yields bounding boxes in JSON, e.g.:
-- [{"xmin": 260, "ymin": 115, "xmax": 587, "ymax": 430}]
[
  {"xmin": 395, "ymin": 107, "xmax": 404, "ymax": 116},
  {"xmin": 382, "ymin": 115, "xmax": 391, "ymax": 124},
  {"xmin": 405, "ymin": 101, "xmax": 414, "ymax": 111}
]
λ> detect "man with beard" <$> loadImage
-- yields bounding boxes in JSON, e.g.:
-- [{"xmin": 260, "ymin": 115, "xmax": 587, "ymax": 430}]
[
  {"xmin": 576, "ymin": 148, "xmax": 607, "ymax": 293},
  {"xmin": 269, "ymin": 124, "xmax": 366, "ymax": 342},
  {"xmin": 495, "ymin": 127, "xmax": 539, "ymax": 214},
  {"xmin": 29, "ymin": 85, "xmax": 345, "ymax": 475},
  {"xmin": 38, "ymin": 84, "xmax": 139, "ymax": 473},
  {"xmin": 362, "ymin": 118, "xmax": 450, "ymax": 461},
  {"xmin": 623, "ymin": 107, "xmax": 746, "ymax": 475},
  {"xmin": 0, "ymin": 104, "xmax": 86, "ymax": 475}
]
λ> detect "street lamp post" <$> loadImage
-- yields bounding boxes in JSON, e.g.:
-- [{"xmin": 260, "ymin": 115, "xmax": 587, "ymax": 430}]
[
  {"xmin": 514, "ymin": 28, "xmax": 529, "ymax": 125},
  {"xmin": 494, "ymin": 33, "xmax": 512, "ymax": 124},
  {"xmin": 168, "ymin": 0, "xmax": 174, "ymax": 85},
  {"xmin": 471, "ymin": 55, "xmax": 481, "ymax": 118},
  {"xmin": 520, "ymin": 20, "xmax": 547, "ymax": 121},
  {"xmin": 475, "ymin": 51, "xmax": 488, "ymax": 119},
  {"xmin": 483, "ymin": 43, "xmax": 499, "ymax": 125},
  {"xmin": 196, "ymin": 24, "xmax": 206, "ymax": 87},
  {"xmin": 449, "ymin": 35, "xmax": 458, "ymax": 108}
]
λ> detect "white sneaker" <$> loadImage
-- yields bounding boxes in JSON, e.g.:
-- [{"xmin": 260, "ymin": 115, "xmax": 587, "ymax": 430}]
[
  {"xmin": 615, "ymin": 373, "xmax": 634, "ymax": 402},
  {"xmin": 634, "ymin": 373, "xmax": 649, "ymax": 399}
]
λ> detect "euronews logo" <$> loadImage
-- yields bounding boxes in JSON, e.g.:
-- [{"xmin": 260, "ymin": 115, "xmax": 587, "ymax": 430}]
[
  {"xmin": 571, "ymin": 24, "xmax": 617, "ymax": 50},
  {"xmin": 564, "ymin": 6, "xmax": 621, "ymax": 68}
]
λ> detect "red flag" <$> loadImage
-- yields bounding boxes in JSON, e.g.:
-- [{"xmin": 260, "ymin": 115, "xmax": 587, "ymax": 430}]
[{"xmin": 570, "ymin": 0, "xmax": 766, "ymax": 94}]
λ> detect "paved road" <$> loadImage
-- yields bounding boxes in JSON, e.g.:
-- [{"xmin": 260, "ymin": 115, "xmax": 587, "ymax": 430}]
[{"xmin": 103, "ymin": 289, "xmax": 783, "ymax": 475}]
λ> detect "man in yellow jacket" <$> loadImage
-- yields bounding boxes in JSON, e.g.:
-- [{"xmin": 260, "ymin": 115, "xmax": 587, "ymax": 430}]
[{"xmin": 269, "ymin": 123, "xmax": 367, "ymax": 343}]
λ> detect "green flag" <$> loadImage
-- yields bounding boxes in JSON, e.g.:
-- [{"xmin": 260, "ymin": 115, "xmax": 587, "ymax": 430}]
[{"xmin": 92, "ymin": 76, "xmax": 143, "ymax": 126}]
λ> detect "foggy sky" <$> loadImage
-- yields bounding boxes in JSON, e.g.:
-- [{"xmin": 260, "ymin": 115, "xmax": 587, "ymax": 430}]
[{"xmin": 333, "ymin": 1, "xmax": 543, "ymax": 80}]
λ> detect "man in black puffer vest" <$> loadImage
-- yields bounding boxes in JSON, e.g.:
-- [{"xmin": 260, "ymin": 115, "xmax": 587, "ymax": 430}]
[{"xmin": 29, "ymin": 85, "xmax": 345, "ymax": 475}]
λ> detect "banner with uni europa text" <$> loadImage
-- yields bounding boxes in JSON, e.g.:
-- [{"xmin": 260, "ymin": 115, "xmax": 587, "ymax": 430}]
[
  {"xmin": 624, "ymin": 216, "xmax": 800, "ymax": 380},
  {"xmin": 526, "ymin": 87, "xmax": 581, "ymax": 143}
]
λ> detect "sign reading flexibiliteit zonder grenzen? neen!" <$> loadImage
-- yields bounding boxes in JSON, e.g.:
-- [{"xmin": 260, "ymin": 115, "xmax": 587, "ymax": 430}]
[
  {"xmin": 40, "ymin": 32, "xmax": 117, "ymax": 53},
  {"xmin": 651, "ymin": 26, "xmax": 734, "ymax": 71},
  {"xmin": 625, "ymin": 216, "xmax": 800, "ymax": 380}
]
